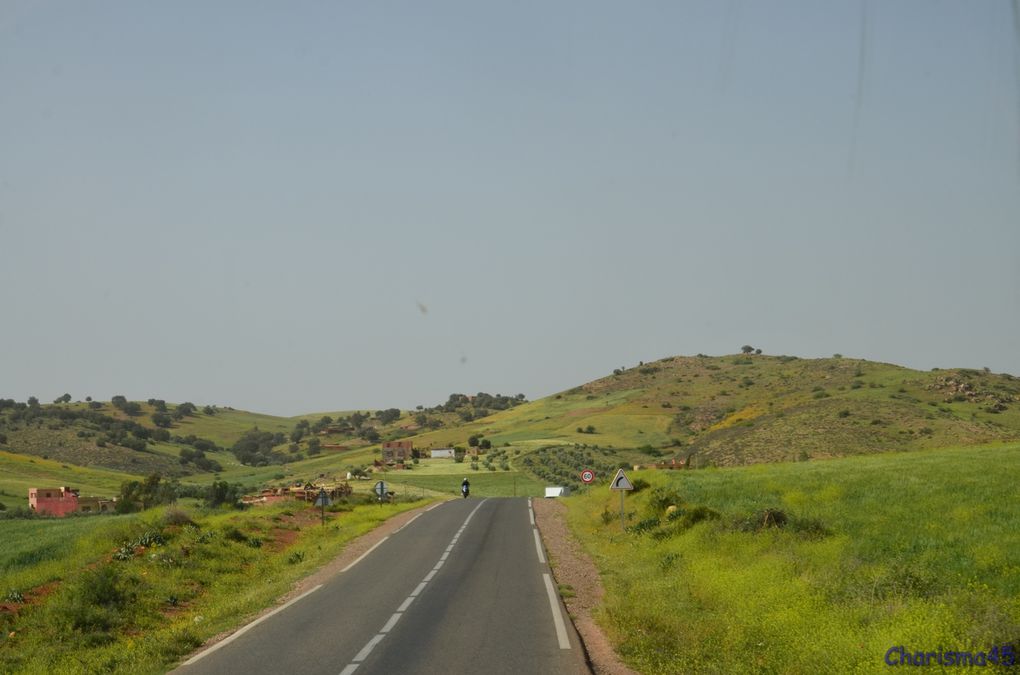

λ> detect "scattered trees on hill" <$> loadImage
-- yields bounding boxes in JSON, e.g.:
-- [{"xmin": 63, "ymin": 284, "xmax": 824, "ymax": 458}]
[
  {"xmin": 375, "ymin": 408, "xmax": 401, "ymax": 425},
  {"xmin": 111, "ymin": 395, "xmax": 141, "ymax": 416},
  {"xmin": 151, "ymin": 411, "xmax": 173, "ymax": 428},
  {"xmin": 310, "ymin": 416, "xmax": 333, "ymax": 434},
  {"xmin": 230, "ymin": 428, "xmax": 287, "ymax": 466},
  {"xmin": 173, "ymin": 402, "xmax": 197, "ymax": 419},
  {"xmin": 53, "ymin": 393, "xmax": 71, "ymax": 404}
]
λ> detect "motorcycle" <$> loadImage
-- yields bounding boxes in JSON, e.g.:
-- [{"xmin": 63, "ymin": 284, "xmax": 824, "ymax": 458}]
[{"xmin": 461, "ymin": 482, "xmax": 470, "ymax": 498}]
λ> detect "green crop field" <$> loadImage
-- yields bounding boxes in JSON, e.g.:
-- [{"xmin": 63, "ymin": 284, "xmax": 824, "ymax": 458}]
[
  {"xmin": 563, "ymin": 443, "xmax": 1020, "ymax": 674},
  {"xmin": 0, "ymin": 451, "xmax": 138, "ymax": 509}
]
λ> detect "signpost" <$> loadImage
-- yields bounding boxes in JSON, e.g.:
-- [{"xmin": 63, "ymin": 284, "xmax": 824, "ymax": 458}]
[
  {"xmin": 374, "ymin": 480, "xmax": 388, "ymax": 505},
  {"xmin": 609, "ymin": 468, "xmax": 634, "ymax": 532},
  {"xmin": 580, "ymin": 469, "xmax": 595, "ymax": 484},
  {"xmin": 314, "ymin": 487, "xmax": 332, "ymax": 526}
]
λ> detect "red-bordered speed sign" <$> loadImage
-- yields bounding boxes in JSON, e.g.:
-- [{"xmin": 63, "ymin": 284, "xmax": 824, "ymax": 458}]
[{"xmin": 580, "ymin": 469, "xmax": 595, "ymax": 484}]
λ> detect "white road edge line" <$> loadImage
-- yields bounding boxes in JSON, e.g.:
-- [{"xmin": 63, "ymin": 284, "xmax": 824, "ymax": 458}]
[
  {"xmin": 341, "ymin": 536, "xmax": 390, "ymax": 573},
  {"xmin": 181, "ymin": 584, "xmax": 323, "ymax": 666},
  {"xmin": 542, "ymin": 573, "xmax": 572, "ymax": 650},
  {"xmin": 397, "ymin": 596, "xmax": 414, "ymax": 612},
  {"xmin": 426, "ymin": 502, "xmax": 442, "ymax": 511},
  {"xmin": 533, "ymin": 528, "xmax": 546, "ymax": 564},
  {"xmin": 339, "ymin": 664, "xmax": 359, "ymax": 675},
  {"xmin": 394, "ymin": 512, "xmax": 422, "ymax": 533},
  {"xmin": 410, "ymin": 581, "xmax": 427, "ymax": 597}
]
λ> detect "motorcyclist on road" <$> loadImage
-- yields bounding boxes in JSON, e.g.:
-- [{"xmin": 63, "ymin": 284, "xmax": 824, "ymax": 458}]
[{"xmin": 461, "ymin": 478, "xmax": 470, "ymax": 498}]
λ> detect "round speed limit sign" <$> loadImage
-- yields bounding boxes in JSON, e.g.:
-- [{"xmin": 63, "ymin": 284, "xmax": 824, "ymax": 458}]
[{"xmin": 580, "ymin": 469, "xmax": 595, "ymax": 484}]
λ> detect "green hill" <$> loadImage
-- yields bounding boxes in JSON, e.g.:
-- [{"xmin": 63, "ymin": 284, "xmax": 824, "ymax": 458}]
[
  {"xmin": 398, "ymin": 354, "xmax": 1020, "ymax": 467},
  {"xmin": 2, "ymin": 355, "xmax": 1017, "ymax": 501}
]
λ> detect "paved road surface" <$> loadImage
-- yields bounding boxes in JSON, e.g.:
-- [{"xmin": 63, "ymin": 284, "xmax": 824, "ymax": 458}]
[{"xmin": 174, "ymin": 498, "xmax": 590, "ymax": 675}]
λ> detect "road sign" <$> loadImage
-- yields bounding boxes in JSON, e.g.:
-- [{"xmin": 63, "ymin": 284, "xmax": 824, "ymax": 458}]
[
  {"xmin": 374, "ymin": 481, "xmax": 388, "ymax": 497},
  {"xmin": 314, "ymin": 488, "xmax": 332, "ymax": 507},
  {"xmin": 580, "ymin": 469, "xmax": 595, "ymax": 484},
  {"xmin": 610, "ymin": 469, "xmax": 633, "ymax": 491}
]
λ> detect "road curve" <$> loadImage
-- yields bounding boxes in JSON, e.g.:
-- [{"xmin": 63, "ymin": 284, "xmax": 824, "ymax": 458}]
[{"xmin": 173, "ymin": 498, "xmax": 590, "ymax": 675}]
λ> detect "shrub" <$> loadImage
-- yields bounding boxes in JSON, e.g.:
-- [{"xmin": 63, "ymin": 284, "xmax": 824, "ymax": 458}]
[{"xmin": 630, "ymin": 478, "xmax": 651, "ymax": 493}]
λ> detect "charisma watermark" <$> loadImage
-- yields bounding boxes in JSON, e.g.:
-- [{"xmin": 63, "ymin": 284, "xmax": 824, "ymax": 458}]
[{"xmin": 885, "ymin": 645, "xmax": 1016, "ymax": 667}]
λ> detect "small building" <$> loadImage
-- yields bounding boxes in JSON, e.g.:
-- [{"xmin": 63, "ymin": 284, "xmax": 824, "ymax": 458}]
[
  {"xmin": 381, "ymin": 440, "xmax": 413, "ymax": 463},
  {"xmin": 29, "ymin": 487, "xmax": 80, "ymax": 516},
  {"xmin": 430, "ymin": 448, "xmax": 455, "ymax": 459}
]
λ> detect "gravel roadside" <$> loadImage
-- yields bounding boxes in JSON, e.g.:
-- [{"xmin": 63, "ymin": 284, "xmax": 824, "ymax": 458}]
[{"xmin": 533, "ymin": 498, "xmax": 638, "ymax": 675}]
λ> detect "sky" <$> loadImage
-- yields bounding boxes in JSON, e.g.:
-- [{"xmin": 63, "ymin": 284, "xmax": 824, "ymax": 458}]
[{"xmin": 1, "ymin": 1, "xmax": 1018, "ymax": 416}]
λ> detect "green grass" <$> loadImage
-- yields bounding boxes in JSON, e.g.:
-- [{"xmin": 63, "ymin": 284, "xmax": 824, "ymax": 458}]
[
  {"xmin": 563, "ymin": 443, "xmax": 1020, "ymax": 674},
  {"xmin": 0, "ymin": 451, "xmax": 139, "ymax": 509},
  {"xmin": 0, "ymin": 515, "xmax": 143, "ymax": 594}
]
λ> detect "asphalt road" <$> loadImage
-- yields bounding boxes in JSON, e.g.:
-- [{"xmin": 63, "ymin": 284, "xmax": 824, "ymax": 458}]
[{"xmin": 173, "ymin": 498, "xmax": 590, "ymax": 675}]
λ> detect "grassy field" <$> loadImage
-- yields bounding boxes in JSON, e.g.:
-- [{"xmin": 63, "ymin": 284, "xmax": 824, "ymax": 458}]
[
  {"xmin": 0, "ymin": 496, "xmax": 433, "ymax": 674},
  {"xmin": 0, "ymin": 451, "xmax": 139, "ymax": 510},
  {"xmin": 562, "ymin": 442, "xmax": 1020, "ymax": 674}
]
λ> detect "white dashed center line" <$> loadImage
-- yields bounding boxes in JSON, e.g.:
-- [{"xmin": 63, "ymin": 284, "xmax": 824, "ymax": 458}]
[{"xmin": 337, "ymin": 500, "xmax": 487, "ymax": 675}]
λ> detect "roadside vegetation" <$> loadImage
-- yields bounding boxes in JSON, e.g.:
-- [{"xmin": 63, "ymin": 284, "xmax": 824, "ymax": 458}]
[
  {"xmin": 0, "ymin": 495, "xmax": 430, "ymax": 674},
  {"xmin": 562, "ymin": 443, "xmax": 1020, "ymax": 674}
]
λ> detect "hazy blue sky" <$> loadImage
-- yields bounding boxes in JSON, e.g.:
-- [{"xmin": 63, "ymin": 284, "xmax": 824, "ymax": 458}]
[{"xmin": 2, "ymin": 1, "xmax": 1018, "ymax": 416}]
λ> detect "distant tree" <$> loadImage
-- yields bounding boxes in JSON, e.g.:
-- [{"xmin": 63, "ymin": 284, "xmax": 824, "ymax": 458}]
[
  {"xmin": 27, "ymin": 396, "xmax": 39, "ymax": 407},
  {"xmin": 755, "ymin": 349, "xmax": 762, "ymax": 355},
  {"xmin": 152, "ymin": 428, "xmax": 171, "ymax": 442},
  {"xmin": 206, "ymin": 480, "xmax": 242, "ymax": 508},
  {"xmin": 741, "ymin": 345, "xmax": 754, "ymax": 354},
  {"xmin": 467, "ymin": 435, "xmax": 480, "ymax": 447},
  {"xmin": 291, "ymin": 426, "xmax": 306, "ymax": 443},
  {"xmin": 151, "ymin": 411, "xmax": 173, "ymax": 428},
  {"xmin": 177, "ymin": 402, "xmax": 197, "ymax": 417},
  {"xmin": 585, "ymin": 425, "xmax": 596, "ymax": 434},
  {"xmin": 111, "ymin": 395, "xmax": 127, "ymax": 408},
  {"xmin": 122, "ymin": 402, "xmax": 142, "ymax": 416},
  {"xmin": 53, "ymin": 393, "xmax": 71, "ymax": 404},
  {"xmin": 202, "ymin": 405, "xmax": 215, "ymax": 415},
  {"xmin": 375, "ymin": 408, "xmax": 401, "ymax": 425},
  {"xmin": 479, "ymin": 439, "xmax": 492, "ymax": 450},
  {"xmin": 362, "ymin": 427, "xmax": 380, "ymax": 443},
  {"xmin": 310, "ymin": 416, "xmax": 334, "ymax": 434},
  {"xmin": 85, "ymin": 396, "xmax": 92, "ymax": 402},
  {"xmin": 306, "ymin": 438, "xmax": 322, "ymax": 456},
  {"xmin": 350, "ymin": 412, "xmax": 367, "ymax": 430}
]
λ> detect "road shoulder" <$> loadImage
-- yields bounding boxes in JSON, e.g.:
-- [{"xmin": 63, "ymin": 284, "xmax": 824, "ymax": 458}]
[{"xmin": 533, "ymin": 498, "xmax": 638, "ymax": 675}]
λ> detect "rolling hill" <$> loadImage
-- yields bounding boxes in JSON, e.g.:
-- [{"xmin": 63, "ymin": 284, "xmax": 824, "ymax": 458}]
[
  {"xmin": 2, "ymin": 354, "xmax": 1018, "ymax": 504},
  {"xmin": 396, "ymin": 354, "xmax": 1020, "ymax": 467}
]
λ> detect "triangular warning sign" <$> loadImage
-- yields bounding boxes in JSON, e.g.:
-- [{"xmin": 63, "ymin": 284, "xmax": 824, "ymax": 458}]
[{"xmin": 610, "ymin": 468, "xmax": 634, "ymax": 491}]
